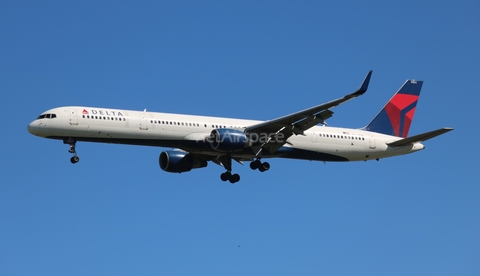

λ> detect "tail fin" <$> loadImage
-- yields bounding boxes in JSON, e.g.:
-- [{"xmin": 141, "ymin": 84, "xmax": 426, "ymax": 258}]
[{"xmin": 364, "ymin": 80, "xmax": 423, "ymax": 138}]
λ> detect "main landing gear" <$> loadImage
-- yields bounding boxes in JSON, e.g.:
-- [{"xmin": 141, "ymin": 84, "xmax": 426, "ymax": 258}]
[
  {"xmin": 64, "ymin": 138, "xmax": 80, "ymax": 164},
  {"xmin": 221, "ymin": 171, "xmax": 241, "ymax": 183},
  {"xmin": 218, "ymin": 157, "xmax": 270, "ymax": 184},
  {"xmin": 218, "ymin": 155, "xmax": 240, "ymax": 184},
  {"xmin": 250, "ymin": 159, "xmax": 270, "ymax": 172}
]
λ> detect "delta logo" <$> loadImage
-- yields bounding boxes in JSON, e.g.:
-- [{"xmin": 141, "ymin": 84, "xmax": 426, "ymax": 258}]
[{"xmin": 82, "ymin": 109, "xmax": 124, "ymax": 116}]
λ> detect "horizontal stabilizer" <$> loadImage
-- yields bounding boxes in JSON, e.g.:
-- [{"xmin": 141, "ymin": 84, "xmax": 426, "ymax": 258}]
[{"xmin": 387, "ymin": 127, "xmax": 453, "ymax": 147}]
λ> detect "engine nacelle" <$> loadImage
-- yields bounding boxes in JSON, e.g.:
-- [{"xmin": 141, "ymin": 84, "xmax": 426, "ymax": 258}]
[
  {"xmin": 159, "ymin": 150, "xmax": 207, "ymax": 173},
  {"xmin": 209, "ymin": 128, "xmax": 250, "ymax": 152}
]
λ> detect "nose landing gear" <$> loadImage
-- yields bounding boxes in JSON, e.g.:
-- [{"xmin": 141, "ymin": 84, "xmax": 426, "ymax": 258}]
[
  {"xmin": 70, "ymin": 155, "xmax": 80, "ymax": 164},
  {"xmin": 64, "ymin": 138, "xmax": 80, "ymax": 164}
]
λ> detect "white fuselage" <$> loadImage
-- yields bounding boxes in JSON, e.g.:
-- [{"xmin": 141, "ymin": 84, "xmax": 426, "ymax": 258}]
[{"xmin": 27, "ymin": 106, "xmax": 425, "ymax": 162}]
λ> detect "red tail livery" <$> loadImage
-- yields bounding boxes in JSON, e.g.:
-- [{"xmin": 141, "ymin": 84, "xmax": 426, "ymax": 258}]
[{"xmin": 365, "ymin": 80, "xmax": 422, "ymax": 138}]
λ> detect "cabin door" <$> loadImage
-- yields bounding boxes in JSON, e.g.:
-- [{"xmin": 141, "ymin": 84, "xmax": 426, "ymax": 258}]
[
  {"xmin": 69, "ymin": 109, "xmax": 78, "ymax": 125},
  {"xmin": 139, "ymin": 113, "xmax": 149, "ymax": 130},
  {"xmin": 369, "ymin": 136, "xmax": 376, "ymax": 149}
]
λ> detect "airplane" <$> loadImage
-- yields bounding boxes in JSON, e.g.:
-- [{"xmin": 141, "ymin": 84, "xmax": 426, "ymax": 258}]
[{"xmin": 27, "ymin": 71, "xmax": 452, "ymax": 183}]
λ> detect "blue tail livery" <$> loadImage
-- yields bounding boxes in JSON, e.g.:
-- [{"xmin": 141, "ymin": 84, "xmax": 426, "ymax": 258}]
[{"xmin": 364, "ymin": 80, "xmax": 422, "ymax": 138}]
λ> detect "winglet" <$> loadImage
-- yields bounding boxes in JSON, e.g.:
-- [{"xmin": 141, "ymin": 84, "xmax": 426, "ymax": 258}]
[{"xmin": 351, "ymin": 70, "xmax": 372, "ymax": 97}]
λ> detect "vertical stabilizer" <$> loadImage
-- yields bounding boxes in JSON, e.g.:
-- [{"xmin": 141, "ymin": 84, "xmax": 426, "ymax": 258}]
[{"xmin": 364, "ymin": 80, "xmax": 422, "ymax": 138}]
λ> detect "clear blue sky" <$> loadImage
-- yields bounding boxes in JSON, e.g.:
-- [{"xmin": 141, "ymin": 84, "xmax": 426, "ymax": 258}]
[{"xmin": 1, "ymin": 1, "xmax": 478, "ymax": 275}]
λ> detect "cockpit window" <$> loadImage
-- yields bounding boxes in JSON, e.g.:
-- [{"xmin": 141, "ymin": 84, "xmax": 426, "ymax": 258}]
[{"xmin": 37, "ymin": 113, "xmax": 57, "ymax": 119}]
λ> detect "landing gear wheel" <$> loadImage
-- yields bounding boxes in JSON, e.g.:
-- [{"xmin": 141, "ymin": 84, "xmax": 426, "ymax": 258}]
[
  {"xmin": 70, "ymin": 156, "xmax": 80, "ymax": 164},
  {"xmin": 261, "ymin": 162, "xmax": 270, "ymax": 172},
  {"xmin": 251, "ymin": 160, "xmax": 269, "ymax": 172},
  {"xmin": 221, "ymin": 172, "xmax": 232, "ymax": 182},
  {"xmin": 220, "ymin": 172, "xmax": 240, "ymax": 183},
  {"xmin": 250, "ymin": 160, "xmax": 262, "ymax": 170},
  {"xmin": 229, "ymin": 174, "xmax": 240, "ymax": 184}
]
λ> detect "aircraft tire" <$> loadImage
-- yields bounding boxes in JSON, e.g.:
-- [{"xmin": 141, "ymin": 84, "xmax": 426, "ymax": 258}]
[
  {"xmin": 229, "ymin": 174, "xmax": 240, "ymax": 184},
  {"xmin": 221, "ymin": 172, "xmax": 231, "ymax": 182},
  {"xmin": 70, "ymin": 156, "xmax": 80, "ymax": 164},
  {"xmin": 250, "ymin": 160, "xmax": 261, "ymax": 170}
]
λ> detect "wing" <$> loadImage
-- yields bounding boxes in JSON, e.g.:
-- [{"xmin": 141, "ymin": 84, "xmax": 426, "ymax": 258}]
[{"xmin": 245, "ymin": 70, "xmax": 373, "ymax": 155}]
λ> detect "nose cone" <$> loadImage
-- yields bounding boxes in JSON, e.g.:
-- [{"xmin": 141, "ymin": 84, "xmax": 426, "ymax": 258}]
[{"xmin": 27, "ymin": 121, "xmax": 38, "ymax": 136}]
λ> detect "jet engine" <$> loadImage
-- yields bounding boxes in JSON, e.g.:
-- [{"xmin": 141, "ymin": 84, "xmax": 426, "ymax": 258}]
[
  {"xmin": 159, "ymin": 150, "xmax": 207, "ymax": 173},
  {"xmin": 209, "ymin": 128, "xmax": 250, "ymax": 152}
]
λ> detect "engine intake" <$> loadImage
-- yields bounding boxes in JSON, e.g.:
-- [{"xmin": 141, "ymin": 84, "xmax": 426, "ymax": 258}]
[
  {"xmin": 159, "ymin": 150, "xmax": 207, "ymax": 173},
  {"xmin": 209, "ymin": 128, "xmax": 250, "ymax": 152}
]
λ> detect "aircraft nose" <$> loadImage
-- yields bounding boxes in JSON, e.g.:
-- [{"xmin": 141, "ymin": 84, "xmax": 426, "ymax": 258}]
[{"xmin": 27, "ymin": 121, "xmax": 38, "ymax": 136}]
